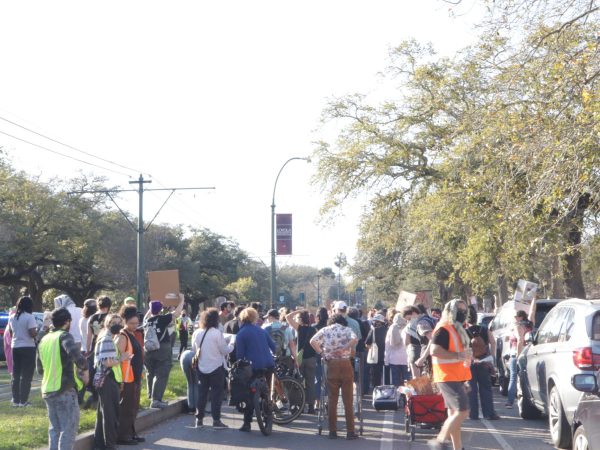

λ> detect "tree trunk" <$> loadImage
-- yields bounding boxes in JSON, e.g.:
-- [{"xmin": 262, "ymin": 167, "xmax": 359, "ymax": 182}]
[
  {"xmin": 562, "ymin": 194, "xmax": 589, "ymax": 299},
  {"xmin": 496, "ymin": 275, "xmax": 509, "ymax": 310},
  {"xmin": 551, "ymin": 255, "xmax": 565, "ymax": 299},
  {"xmin": 26, "ymin": 271, "xmax": 45, "ymax": 312}
]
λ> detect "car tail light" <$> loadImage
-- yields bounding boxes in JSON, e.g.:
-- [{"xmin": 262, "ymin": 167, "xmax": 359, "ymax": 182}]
[{"xmin": 573, "ymin": 347, "xmax": 600, "ymax": 370}]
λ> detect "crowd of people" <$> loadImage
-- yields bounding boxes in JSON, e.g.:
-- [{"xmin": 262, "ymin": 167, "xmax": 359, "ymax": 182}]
[{"xmin": 2, "ymin": 292, "xmax": 513, "ymax": 450}]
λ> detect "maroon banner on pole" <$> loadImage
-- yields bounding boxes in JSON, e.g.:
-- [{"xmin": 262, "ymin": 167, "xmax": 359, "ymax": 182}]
[{"xmin": 276, "ymin": 213, "xmax": 292, "ymax": 255}]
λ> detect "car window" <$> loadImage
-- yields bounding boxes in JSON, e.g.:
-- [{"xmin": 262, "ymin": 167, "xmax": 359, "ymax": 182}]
[
  {"xmin": 537, "ymin": 307, "xmax": 566, "ymax": 344},
  {"xmin": 592, "ymin": 312, "xmax": 600, "ymax": 341},
  {"xmin": 558, "ymin": 308, "xmax": 575, "ymax": 342}
]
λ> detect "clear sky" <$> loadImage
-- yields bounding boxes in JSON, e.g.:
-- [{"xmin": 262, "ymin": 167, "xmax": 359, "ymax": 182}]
[{"xmin": 0, "ymin": 0, "xmax": 483, "ymax": 272}]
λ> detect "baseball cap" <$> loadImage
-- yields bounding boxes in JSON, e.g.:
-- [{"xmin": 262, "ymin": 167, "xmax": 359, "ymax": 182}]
[
  {"xmin": 263, "ymin": 308, "xmax": 280, "ymax": 319},
  {"xmin": 333, "ymin": 301, "xmax": 348, "ymax": 311},
  {"xmin": 371, "ymin": 314, "xmax": 385, "ymax": 323}
]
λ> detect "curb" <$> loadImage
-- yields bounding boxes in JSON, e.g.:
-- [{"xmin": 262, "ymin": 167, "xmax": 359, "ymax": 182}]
[{"xmin": 42, "ymin": 398, "xmax": 187, "ymax": 450}]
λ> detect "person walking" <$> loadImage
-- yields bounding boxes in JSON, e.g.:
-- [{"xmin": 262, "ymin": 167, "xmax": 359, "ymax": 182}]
[
  {"xmin": 116, "ymin": 306, "xmax": 145, "ymax": 444},
  {"xmin": 466, "ymin": 305, "xmax": 499, "ymax": 420},
  {"xmin": 84, "ymin": 296, "xmax": 112, "ymax": 409},
  {"xmin": 192, "ymin": 307, "xmax": 233, "ymax": 429},
  {"xmin": 428, "ymin": 299, "xmax": 472, "ymax": 450},
  {"xmin": 365, "ymin": 314, "xmax": 387, "ymax": 389},
  {"xmin": 310, "ymin": 314, "xmax": 359, "ymax": 440},
  {"xmin": 6, "ymin": 296, "xmax": 38, "ymax": 407},
  {"xmin": 143, "ymin": 295, "xmax": 184, "ymax": 409},
  {"xmin": 177, "ymin": 310, "xmax": 192, "ymax": 359},
  {"xmin": 505, "ymin": 309, "xmax": 533, "ymax": 408},
  {"xmin": 385, "ymin": 313, "xmax": 410, "ymax": 386},
  {"xmin": 93, "ymin": 314, "xmax": 125, "ymax": 450},
  {"xmin": 38, "ymin": 307, "xmax": 89, "ymax": 450},
  {"xmin": 235, "ymin": 307, "xmax": 276, "ymax": 432},
  {"xmin": 286, "ymin": 309, "xmax": 317, "ymax": 414}
]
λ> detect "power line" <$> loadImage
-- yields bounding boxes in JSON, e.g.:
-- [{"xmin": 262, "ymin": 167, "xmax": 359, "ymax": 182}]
[
  {"xmin": 0, "ymin": 115, "xmax": 143, "ymax": 174},
  {"xmin": 0, "ymin": 129, "xmax": 132, "ymax": 177}
]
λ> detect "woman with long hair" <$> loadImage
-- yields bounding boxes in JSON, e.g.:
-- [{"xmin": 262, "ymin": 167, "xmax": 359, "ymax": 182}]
[
  {"xmin": 191, "ymin": 308, "xmax": 233, "ymax": 429},
  {"xmin": 116, "ymin": 306, "xmax": 145, "ymax": 444},
  {"xmin": 428, "ymin": 299, "xmax": 472, "ymax": 450},
  {"xmin": 6, "ymin": 296, "xmax": 37, "ymax": 407},
  {"xmin": 286, "ymin": 309, "xmax": 317, "ymax": 413}
]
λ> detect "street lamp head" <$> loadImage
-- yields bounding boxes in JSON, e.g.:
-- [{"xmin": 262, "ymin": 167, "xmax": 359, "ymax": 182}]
[{"xmin": 303, "ymin": 156, "xmax": 312, "ymax": 163}]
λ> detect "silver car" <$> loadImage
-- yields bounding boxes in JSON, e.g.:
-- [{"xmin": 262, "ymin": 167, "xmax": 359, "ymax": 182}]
[{"xmin": 517, "ymin": 299, "xmax": 600, "ymax": 449}]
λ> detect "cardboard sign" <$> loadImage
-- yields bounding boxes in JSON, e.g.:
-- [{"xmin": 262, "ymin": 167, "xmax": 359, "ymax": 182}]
[
  {"xmin": 513, "ymin": 280, "xmax": 538, "ymax": 304},
  {"xmin": 396, "ymin": 290, "xmax": 417, "ymax": 310},
  {"xmin": 148, "ymin": 269, "xmax": 180, "ymax": 307}
]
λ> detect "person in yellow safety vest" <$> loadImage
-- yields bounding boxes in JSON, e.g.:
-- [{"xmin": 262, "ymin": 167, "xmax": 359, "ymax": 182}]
[
  {"xmin": 38, "ymin": 307, "xmax": 90, "ymax": 450},
  {"xmin": 427, "ymin": 299, "xmax": 472, "ymax": 450},
  {"xmin": 93, "ymin": 314, "xmax": 125, "ymax": 450}
]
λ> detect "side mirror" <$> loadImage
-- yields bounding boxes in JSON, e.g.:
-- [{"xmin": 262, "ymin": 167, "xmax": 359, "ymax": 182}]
[{"xmin": 572, "ymin": 374, "xmax": 598, "ymax": 394}]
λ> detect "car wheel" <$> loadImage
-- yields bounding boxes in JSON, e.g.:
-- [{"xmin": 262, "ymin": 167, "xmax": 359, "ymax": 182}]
[
  {"xmin": 517, "ymin": 374, "xmax": 541, "ymax": 420},
  {"xmin": 548, "ymin": 385, "xmax": 572, "ymax": 449},
  {"xmin": 573, "ymin": 426, "xmax": 589, "ymax": 450}
]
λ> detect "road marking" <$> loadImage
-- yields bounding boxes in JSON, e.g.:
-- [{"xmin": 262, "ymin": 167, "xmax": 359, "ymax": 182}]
[
  {"xmin": 481, "ymin": 418, "xmax": 514, "ymax": 450},
  {"xmin": 380, "ymin": 410, "xmax": 395, "ymax": 450}
]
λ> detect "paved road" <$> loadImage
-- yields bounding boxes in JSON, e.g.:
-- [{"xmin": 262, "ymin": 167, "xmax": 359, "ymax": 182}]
[{"xmin": 136, "ymin": 389, "xmax": 556, "ymax": 450}]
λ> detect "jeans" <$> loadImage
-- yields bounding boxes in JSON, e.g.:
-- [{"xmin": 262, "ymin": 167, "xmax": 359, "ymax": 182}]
[
  {"xmin": 45, "ymin": 388, "xmax": 80, "ymax": 450},
  {"xmin": 145, "ymin": 341, "xmax": 173, "ymax": 402},
  {"xmin": 94, "ymin": 376, "xmax": 120, "ymax": 450},
  {"xmin": 300, "ymin": 356, "xmax": 317, "ymax": 408},
  {"xmin": 12, "ymin": 346, "xmax": 36, "ymax": 404},
  {"xmin": 179, "ymin": 350, "xmax": 198, "ymax": 411},
  {"xmin": 389, "ymin": 364, "xmax": 410, "ymax": 387},
  {"xmin": 326, "ymin": 359, "xmax": 355, "ymax": 434},
  {"xmin": 469, "ymin": 362, "xmax": 496, "ymax": 418},
  {"xmin": 507, "ymin": 356, "xmax": 518, "ymax": 404},
  {"xmin": 196, "ymin": 366, "xmax": 226, "ymax": 422},
  {"xmin": 179, "ymin": 330, "xmax": 189, "ymax": 356}
]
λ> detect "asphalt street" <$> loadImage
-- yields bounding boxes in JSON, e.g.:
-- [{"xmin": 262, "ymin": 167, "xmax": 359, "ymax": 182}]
[{"xmin": 135, "ymin": 389, "xmax": 555, "ymax": 450}]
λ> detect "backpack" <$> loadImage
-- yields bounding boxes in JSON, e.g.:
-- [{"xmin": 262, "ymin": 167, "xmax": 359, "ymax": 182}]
[
  {"xmin": 470, "ymin": 325, "xmax": 489, "ymax": 359},
  {"xmin": 144, "ymin": 320, "xmax": 167, "ymax": 352},
  {"xmin": 267, "ymin": 325, "xmax": 287, "ymax": 358}
]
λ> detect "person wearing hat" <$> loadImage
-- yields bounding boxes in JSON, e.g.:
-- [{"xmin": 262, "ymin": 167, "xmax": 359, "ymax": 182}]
[
  {"xmin": 332, "ymin": 301, "xmax": 362, "ymax": 345},
  {"xmin": 143, "ymin": 294, "xmax": 184, "ymax": 409},
  {"xmin": 365, "ymin": 313, "xmax": 388, "ymax": 390}
]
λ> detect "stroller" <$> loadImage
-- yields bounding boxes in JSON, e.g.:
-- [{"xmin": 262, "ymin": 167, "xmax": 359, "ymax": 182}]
[
  {"xmin": 404, "ymin": 393, "xmax": 447, "ymax": 441},
  {"xmin": 316, "ymin": 357, "xmax": 364, "ymax": 436}
]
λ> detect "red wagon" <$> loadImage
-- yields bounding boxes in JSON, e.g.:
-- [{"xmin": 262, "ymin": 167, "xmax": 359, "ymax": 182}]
[{"xmin": 404, "ymin": 393, "xmax": 447, "ymax": 441}]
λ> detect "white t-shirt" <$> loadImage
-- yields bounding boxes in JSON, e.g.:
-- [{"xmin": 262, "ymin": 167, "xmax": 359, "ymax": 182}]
[
  {"xmin": 79, "ymin": 316, "xmax": 89, "ymax": 351},
  {"xmin": 9, "ymin": 312, "xmax": 37, "ymax": 348}
]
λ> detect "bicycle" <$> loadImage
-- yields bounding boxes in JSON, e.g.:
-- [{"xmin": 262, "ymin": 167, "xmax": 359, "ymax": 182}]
[
  {"xmin": 250, "ymin": 371, "xmax": 274, "ymax": 436},
  {"xmin": 270, "ymin": 358, "xmax": 306, "ymax": 424}
]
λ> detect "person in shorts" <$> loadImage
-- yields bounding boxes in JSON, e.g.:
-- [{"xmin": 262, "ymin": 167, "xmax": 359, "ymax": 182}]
[{"xmin": 428, "ymin": 299, "xmax": 472, "ymax": 450}]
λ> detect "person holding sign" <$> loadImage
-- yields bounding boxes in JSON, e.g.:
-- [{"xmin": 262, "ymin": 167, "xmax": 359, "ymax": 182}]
[{"xmin": 143, "ymin": 294, "xmax": 184, "ymax": 409}]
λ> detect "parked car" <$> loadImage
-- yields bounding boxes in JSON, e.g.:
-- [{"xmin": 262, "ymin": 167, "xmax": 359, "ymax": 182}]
[
  {"xmin": 517, "ymin": 299, "xmax": 600, "ymax": 448},
  {"xmin": 0, "ymin": 312, "xmax": 7, "ymax": 361},
  {"xmin": 489, "ymin": 299, "xmax": 561, "ymax": 395},
  {"xmin": 571, "ymin": 371, "xmax": 600, "ymax": 450}
]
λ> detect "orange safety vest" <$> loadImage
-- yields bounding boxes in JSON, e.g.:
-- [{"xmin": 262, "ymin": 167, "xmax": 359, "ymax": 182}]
[
  {"xmin": 431, "ymin": 323, "xmax": 472, "ymax": 383},
  {"xmin": 120, "ymin": 331, "xmax": 135, "ymax": 383}
]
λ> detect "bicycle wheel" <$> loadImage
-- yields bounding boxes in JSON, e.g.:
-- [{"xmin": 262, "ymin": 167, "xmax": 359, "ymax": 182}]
[
  {"xmin": 272, "ymin": 376, "xmax": 305, "ymax": 425},
  {"xmin": 254, "ymin": 389, "xmax": 273, "ymax": 436}
]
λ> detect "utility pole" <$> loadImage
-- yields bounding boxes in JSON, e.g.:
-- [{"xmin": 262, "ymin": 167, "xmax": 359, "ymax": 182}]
[{"xmin": 70, "ymin": 174, "xmax": 214, "ymax": 311}]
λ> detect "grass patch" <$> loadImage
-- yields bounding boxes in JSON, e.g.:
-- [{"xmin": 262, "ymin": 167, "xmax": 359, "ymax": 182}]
[{"xmin": 0, "ymin": 364, "xmax": 187, "ymax": 449}]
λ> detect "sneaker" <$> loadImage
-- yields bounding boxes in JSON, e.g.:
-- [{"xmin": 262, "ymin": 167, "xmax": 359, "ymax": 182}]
[
  {"xmin": 151, "ymin": 400, "xmax": 168, "ymax": 409},
  {"xmin": 20, "ymin": 402, "xmax": 31, "ymax": 407},
  {"xmin": 239, "ymin": 422, "xmax": 251, "ymax": 432},
  {"xmin": 195, "ymin": 419, "xmax": 204, "ymax": 429},
  {"xmin": 328, "ymin": 431, "xmax": 338, "ymax": 439},
  {"xmin": 484, "ymin": 414, "xmax": 501, "ymax": 420},
  {"xmin": 10, "ymin": 401, "xmax": 20, "ymax": 407},
  {"xmin": 505, "ymin": 402, "xmax": 513, "ymax": 409},
  {"xmin": 213, "ymin": 420, "xmax": 228, "ymax": 429},
  {"xmin": 132, "ymin": 435, "xmax": 145, "ymax": 443},
  {"xmin": 427, "ymin": 440, "xmax": 449, "ymax": 450},
  {"xmin": 346, "ymin": 432, "xmax": 360, "ymax": 440}
]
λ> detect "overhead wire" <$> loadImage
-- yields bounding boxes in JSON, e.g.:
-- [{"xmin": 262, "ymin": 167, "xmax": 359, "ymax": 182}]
[
  {"xmin": 0, "ymin": 129, "xmax": 132, "ymax": 178},
  {"xmin": 0, "ymin": 115, "xmax": 143, "ymax": 175}
]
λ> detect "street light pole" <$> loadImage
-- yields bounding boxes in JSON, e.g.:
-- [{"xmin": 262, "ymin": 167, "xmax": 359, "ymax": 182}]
[{"xmin": 270, "ymin": 156, "xmax": 310, "ymax": 309}]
